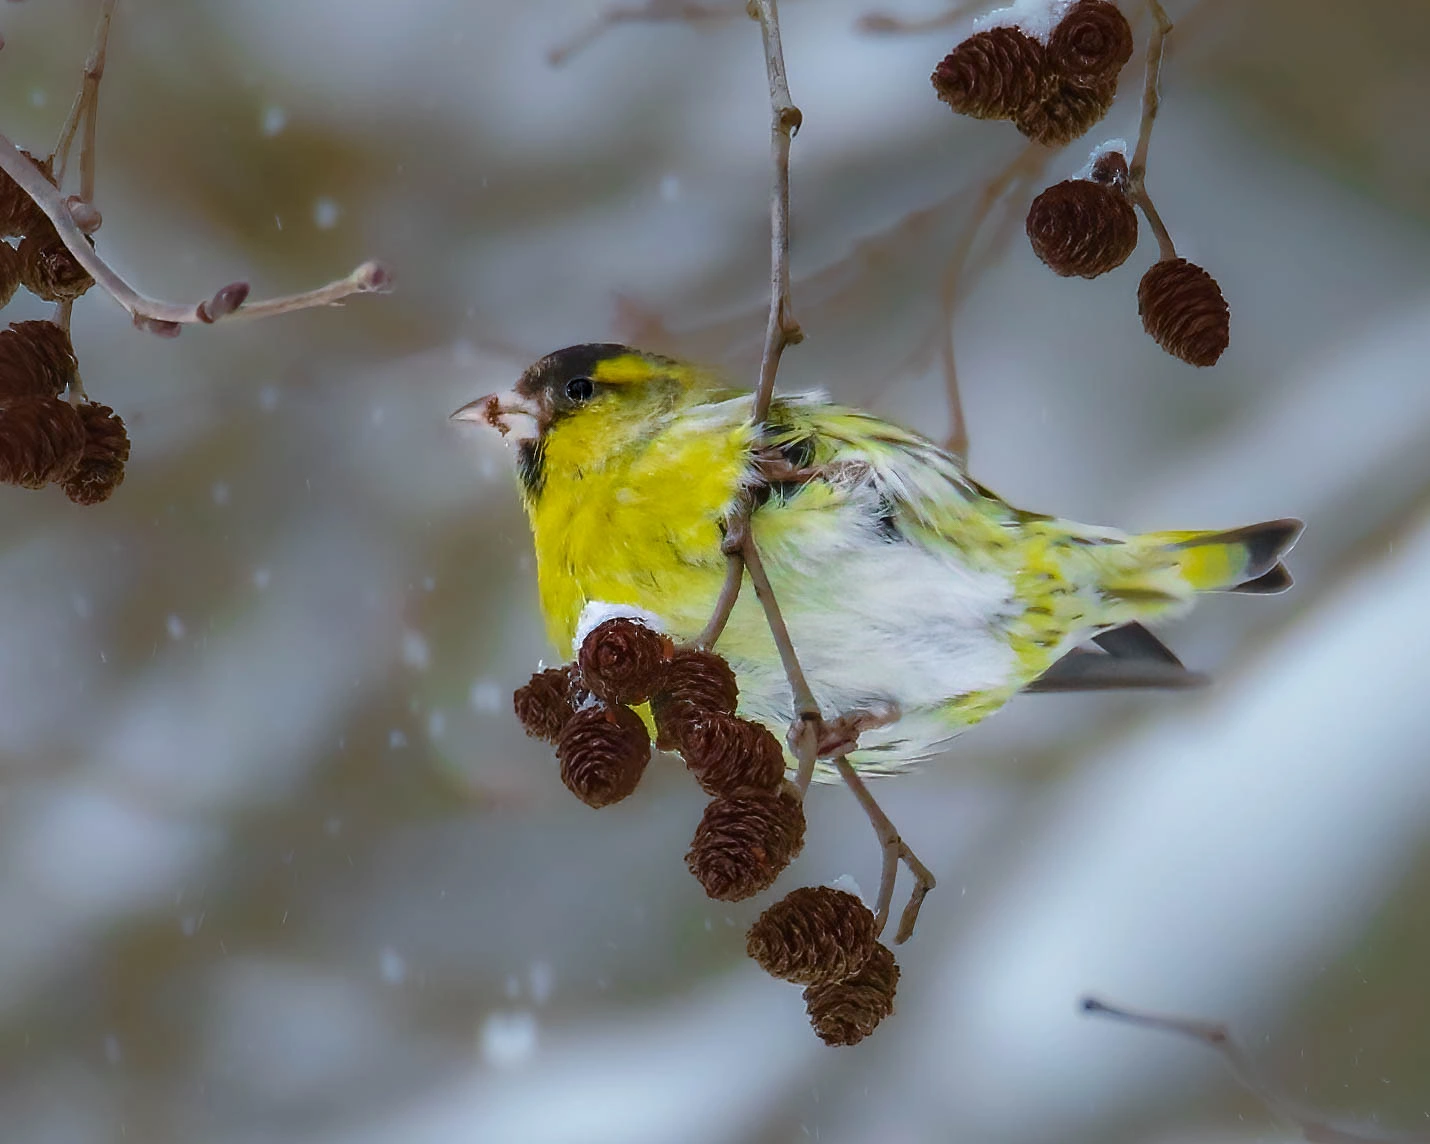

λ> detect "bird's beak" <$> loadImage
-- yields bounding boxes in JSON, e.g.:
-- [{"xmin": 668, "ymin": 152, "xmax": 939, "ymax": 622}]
[{"xmin": 450, "ymin": 389, "xmax": 542, "ymax": 442}]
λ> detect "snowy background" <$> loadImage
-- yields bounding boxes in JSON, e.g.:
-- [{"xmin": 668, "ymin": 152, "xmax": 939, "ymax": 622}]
[{"xmin": 1, "ymin": 1, "xmax": 1428, "ymax": 1141}]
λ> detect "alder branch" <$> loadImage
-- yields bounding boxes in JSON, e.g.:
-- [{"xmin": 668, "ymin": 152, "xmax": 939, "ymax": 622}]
[
  {"xmin": 547, "ymin": 0, "xmax": 745, "ymax": 67},
  {"xmin": 1082, "ymin": 997, "xmax": 1430, "ymax": 1144},
  {"xmin": 1126, "ymin": 0, "xmax": 1178, "ymax": 261},
  {"xmin": 832, "ymin": 755, "xmax": 936, "ymax": 943},
  {"xmin": 747, "ymin": 0, "xmax": 804, "ymax": 423},
  {"xmin": 0, "ymin": 135, "xmax": 392, "ymax": 338}
]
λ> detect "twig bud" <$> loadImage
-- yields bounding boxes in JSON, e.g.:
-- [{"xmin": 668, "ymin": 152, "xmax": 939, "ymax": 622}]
[
  {"xmin": 685, "ymin": 783, "xmax": 806, "ymax": 902},
  {"xmin": 556, "ymin": 704, "xmax": 652, "ymax": 808},
  {"xmin": 678, "ymin": 712, "xmax": 785, "ymax": 796},
  {"xmin": 932, "ymin": 27, "xmax": 1045, "ymax": 122},
  {"xmin": 803, "ymin": 942, "xmax": 900, "ymax": 1047},
  {"xmin": 747, "ymin": 886, "xmax": 878, "ymax": 985},
  {"xmin": 1138, "ymin": 257, "xmax": 1230, "ymax": 366},
  {"xmin": 197, "ymin": 282, "xmax": 251, "ymax": 323},
  {"xmin": 513, "ymin": 664, "xmax": 585, "ymax": 743},
  {"xmin": 1025, "ymin": 169, "xmax": 1137, "ymax": 277},
  {"xmin": 577, "ymin": 617, "xmax": 670, "ymax": 706},
  {"xmin": 0, "ymin": 394, "xmax": 86, "ymax": 488},
  {"xmin": 61, "ymin": 402, "xmax": 131, "ymax": 506}
]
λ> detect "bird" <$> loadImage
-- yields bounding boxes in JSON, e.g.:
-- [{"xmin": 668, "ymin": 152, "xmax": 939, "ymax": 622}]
[{"xmin": 453, "ymin": 343, "xmax": 1301, "ymax": 777}]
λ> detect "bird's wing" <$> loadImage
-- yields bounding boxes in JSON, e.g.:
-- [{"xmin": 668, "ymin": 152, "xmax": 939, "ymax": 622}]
[{"xmin": 758, "ymin": 396, "xmax": 1019, "ymax": 544}]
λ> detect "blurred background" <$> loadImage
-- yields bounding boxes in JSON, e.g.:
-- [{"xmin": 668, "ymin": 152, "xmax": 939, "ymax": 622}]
[{"xmin": 1, "ymin": 0, "xmax": 1428, "ymax": 1140}]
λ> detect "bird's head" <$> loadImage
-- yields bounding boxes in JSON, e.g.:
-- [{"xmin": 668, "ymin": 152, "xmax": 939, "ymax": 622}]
[{"xmin": 452, "ymin": 343, "xmax": 710, "ymax": 502}]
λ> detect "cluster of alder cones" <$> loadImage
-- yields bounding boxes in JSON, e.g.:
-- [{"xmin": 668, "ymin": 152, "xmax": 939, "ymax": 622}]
[
  {"xmin": 514, "ymin": 617, "xmax": 899, "ymax": 1045},
  {"xmin": 0, "ymin": 156, "xmax": 129, "ymax": 503},
  {"xmin": 932, "ymin": 0, "xmax": 1134, "ymax": 147},
  {"xmin": 934, "ymin": 0, "xmax": 1231, "ymax": 367},
  {"xmin": 1025, "ymin": 150, "xmax": 1230, "ymax": 366}
]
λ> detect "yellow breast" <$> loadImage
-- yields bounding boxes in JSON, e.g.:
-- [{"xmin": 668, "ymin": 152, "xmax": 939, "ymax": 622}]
[{"xmin": 527, "ymin": 410, "xmax": 753, "ymax": 655}]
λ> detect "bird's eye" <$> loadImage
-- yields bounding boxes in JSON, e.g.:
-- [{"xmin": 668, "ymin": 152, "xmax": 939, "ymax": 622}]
[{"xmin": 565, "ymin": 377, "xmax": 595, "ymax": 404}]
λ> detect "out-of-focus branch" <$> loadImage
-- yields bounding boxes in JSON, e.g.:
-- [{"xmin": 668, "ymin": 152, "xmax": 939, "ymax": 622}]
[
  {"xmin": 1082, "ymin": 997, "xmax": 1430, "ymax": 1144},
  {"xmin": 0, "ymin": 134, "xmax": 392, "ymax": 338},
  {"xmin": 1127, "ymin": 0, "xmax": 1177, "ymax": 261},
  {"xmin": 855, "ymin": 3, "xmax": 977, "ymax": 36},
  {"xmin": 547, "ymin": 0, "xmax": 745, "ymax": 67},
  {"xmin": 937, "ymin": 139, "xmax": 1049, "ymax": 459}
]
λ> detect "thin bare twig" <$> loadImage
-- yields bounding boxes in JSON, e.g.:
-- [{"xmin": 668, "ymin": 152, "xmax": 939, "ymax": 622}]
[
  {"xmin": 1127, "ymin": 0, "xmax": 1177, "ymax": 261},
  {"xmin": 937, "ymin": 140, "xmax": 1048, "ymax": 459},
  {"xmin": 855, "ymin": 3, "xmax": 978, "ymax": 36},
  {"xmin": 747, "ymin": 0, "xmax": 805, "ymax": 422},
  {"xmin": 52, "ymin": 0, "xmax": 116, "ymax": 190},
  {"xmin": 1082, "ymin": 997, "xmax": 1430, "ymax": 1144},
  {"xmin": 547, "ymin": 0, "xmax": 744, "ymax": 67},
  {"xmin": 832, "ymin": 755, "xmax": 936, "ymax": 943},
  {"xmin": 0, "ymin": 134, "xmax": 391, "ymax": 338}
]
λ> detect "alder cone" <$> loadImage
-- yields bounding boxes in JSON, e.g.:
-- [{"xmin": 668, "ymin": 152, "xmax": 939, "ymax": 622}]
[
  {"xmin": 0, "ymin": 394, "xmax": 86, "ymax": 488},
  {"xmin": 1014, "ymin": 76, "xmax": 1115, "ymax": 146},
  {"xmin": 577, "ymin": 617, "xmax": 668, "ymax": 706},
  {"xmin": 556, "ymin": 704, "xmax": 651, "ymax": 808},
  {"xmin": 679, "ymin": 712, "xmax": 785, "ymax": 797},
  {"xmin": 17, "ymin": 230, "xmax": 94, "ymax": 302},
  {"xmin": 0, "ymin": 240, "xmax": 19, "ymax": 309},
  {"xmin": 61, "ymin": 403, "xmax": 131, "ymax": 506},
  {"xmin": 651, "ymin": 648, "xmax": 739, "ymax": 749},
  {"xmin": 0, "ymin": 152, "xmax": 55, "ymax": 239},
  {"xmin": 1138, "ymin": 258, "xmax": 1230, "ymax": 367},
  {"xmin": 932, "ymin": 27, "xmax": 1045, "ymax": 121},
  {"xmin": 514, "ymin": 665, "xmax": 583, "ymax": 742},
  {"xmin": 746, "ymin": 886, "xmax": 878, "ymax": 986},
  {"xmin": 0, "ymin": 321, "xmax": 79, "ymax": 399},
  {"xmin": 1026, "ymin": 177, "xmax": 1137, "ymax": 277},
  {"xmin": 685, "ymin": 784, "xmax": 806, "ymax": 902},
  {"xmin": 1048, "ymin": 0, "xmax": 1134, "ymax": 87},
  {"xmin": 803, "ymin": 942, "xmax": 900, "ymax": 1047}
]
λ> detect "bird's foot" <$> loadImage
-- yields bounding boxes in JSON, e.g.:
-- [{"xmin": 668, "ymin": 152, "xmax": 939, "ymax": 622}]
[{"xmin": 816, "ymin": 700, "xmax": 900, "ymax": 758}]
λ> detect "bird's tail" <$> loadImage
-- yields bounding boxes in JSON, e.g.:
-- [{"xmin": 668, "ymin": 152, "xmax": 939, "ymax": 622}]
[{"xmin": 1143, "ymin": 517, "xmax": 1304, "ymax": 595}]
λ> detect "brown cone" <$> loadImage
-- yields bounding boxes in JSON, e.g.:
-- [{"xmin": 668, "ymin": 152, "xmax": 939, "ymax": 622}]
[
  {"xmin": 747, "ymin": 886, "xmax": 879, "ymax": 986},
  {"xmin": 0, "ymin": 152, "xmax": 55, "ymax": 240},
  {"xmin": 1138, "ymin": 257, "xmax": 1230, "ymax": 366},
  {"xmin": 1014, "ymin": 76, "xmax": 1115, "ymax": 146},
  {"xmin": 0, "ymin": 240, "xmax": 20, "ymax": 309},
  {"xmin": 17, "ymin": 230, "xmax": 94, "ymax": 302},
  {"xmin": 556, "ymin": 703, "xmax": 651, "ymax": 808},
  {"xmin": 1026, "ymin": 176, "xmax": 1137, "ymax": 277},
  {"xmin": 685, "ymin": 783, "xmax": 806, "ymax": 902},
  {"xmin": 0, "ymin": 321, "xmax": 80, "ymax": 399},
  {"xmin": 651, "ymin": 648, "xmax": 739, "ymax": 749},
  {"xmin": 1047, "ymin": 0, "xmax": 1134, "ymax": 87},
  {"xmin": 679, "ymin": 712, "xmax": 785, "ymax": 797},
  {"xmin": 513, "ymin": 665, "xmax": 584, "ymax": 742},
  {"xmin": 61, "ymin": 403, "xmax": 131, "ymax": 506},
  {"xmin": 0, "ymin": 394, "xmax": 86, "ymax": 488},
  {"xmin": 932, "ymin": 27, "xmax": 1045, "ymax": 121},
  {"xmin": 577, "ymin": 617, "xmax": 669, "ymax": 706},
  {"xmin": 803, "ymin": 942, "xmax": 900, "ymax": 1047}
]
